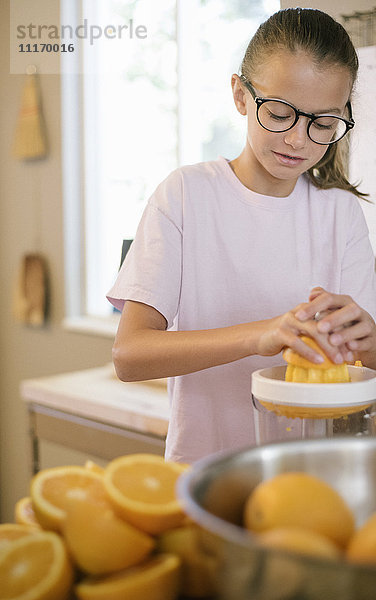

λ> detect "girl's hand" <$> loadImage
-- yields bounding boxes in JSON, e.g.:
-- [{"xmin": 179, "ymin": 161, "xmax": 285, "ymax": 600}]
[
  {"xmin": 294, "ymin": 287, "xmax": 376, "ymax": 365},
  {"xmin": 255, "ymin": 304, "xmax": 346, "ymax": 365}
]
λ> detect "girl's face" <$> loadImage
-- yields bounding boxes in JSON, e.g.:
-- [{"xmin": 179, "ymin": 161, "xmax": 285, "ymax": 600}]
[{"xmin": 233, "ymin": 50, "xmax": 353, "ymax": 196}]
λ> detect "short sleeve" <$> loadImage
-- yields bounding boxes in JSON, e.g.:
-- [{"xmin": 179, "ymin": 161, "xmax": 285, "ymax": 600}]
[
  {"xmin": 106, "ymin": 172, "xmax": 183, "ymax": 329},
  {"xmin": 340, "ymin": 199, "xmax": 376, "ymax": 321}
]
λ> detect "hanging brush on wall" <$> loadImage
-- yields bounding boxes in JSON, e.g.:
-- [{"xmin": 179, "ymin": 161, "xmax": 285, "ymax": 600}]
[
  {"xmin": 13, "ymin": 253, "xmax": 49, "ymax": 327},
  {"xmin": 12, "ymin": 65, "xmax": 48, "ymax": 160}
]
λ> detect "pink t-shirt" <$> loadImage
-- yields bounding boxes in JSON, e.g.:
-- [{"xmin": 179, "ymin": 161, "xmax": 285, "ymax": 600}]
[{"xmin": 107, "ymin": 157, "xmax": 376, "ymax": 463}]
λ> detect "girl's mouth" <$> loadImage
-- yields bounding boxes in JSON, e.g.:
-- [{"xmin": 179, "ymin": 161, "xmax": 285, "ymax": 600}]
[{"xmin": 273, "ymin": 151, "xmax": 305, "ymax": 166}]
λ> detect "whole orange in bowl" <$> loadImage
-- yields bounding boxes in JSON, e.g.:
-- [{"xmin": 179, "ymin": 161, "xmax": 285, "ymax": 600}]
[
  {"xmin": 244, "ymin": 471, "xmax": 354, "ymax": 548},
  {"xmin": 256, "ymin": 526, "xmax": 341, "ymax": 560},
  {"xmin": 347, "ymin": 512, "xmax": 376, "ymax": 565}
]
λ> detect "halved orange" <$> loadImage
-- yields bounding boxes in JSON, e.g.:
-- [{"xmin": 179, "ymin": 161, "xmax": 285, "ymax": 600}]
[
  {"xmin": 14, "ymin": 496, "xmax": 42, "ymax": 528},
  {"xmin": 30, "ymin": 465, "xmax": 107, "ymax": 531},
  {"xmin": 157, "ymin": 524, "xmax": 217, "ymax": 597},
  {"xmin": 103, "ymin": 454, "xmax": 188, "ymax": 535},
  {"xmin": 84, "ymin": 460, "xmax": 105, "ymax": 475},
  {"xmin": 75, "ymin": 553, "xmax": 181, "ymax": 600},
  {"xmin": 62, "ymin": 494, "xmax": 154, "ymax": 575},
  {"xmin": 283, "ymin": 336, "xmax": 339, "ymax": 370},
  {"xmin": 0, "ymin": 523, "xmax": 38, "ymax": 552},
  {"xmin": 0, "ymin": 530, "xmax": 73, "ymax": 600}
]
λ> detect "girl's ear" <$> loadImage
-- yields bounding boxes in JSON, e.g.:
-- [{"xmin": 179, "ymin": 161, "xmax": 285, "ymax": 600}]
[{"xmin": 231, "ymin": 74, "xmax": 247, "ymax": 116}]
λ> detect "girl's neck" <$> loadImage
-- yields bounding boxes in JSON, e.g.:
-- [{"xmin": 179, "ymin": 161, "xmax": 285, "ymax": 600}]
[{"xmin": 229, "ymin": 147, "xmax": 299, "ymax": 198}]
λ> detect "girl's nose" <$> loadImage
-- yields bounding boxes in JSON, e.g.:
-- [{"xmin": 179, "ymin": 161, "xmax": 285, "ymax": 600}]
[{"xmin": 283, "ymin": 118, "xmax": 308, "ymax": 149}]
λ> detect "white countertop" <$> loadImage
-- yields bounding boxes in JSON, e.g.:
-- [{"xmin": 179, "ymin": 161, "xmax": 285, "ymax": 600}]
[{"xmin": 20, "ymin": 364, "xmax": 169, "ymax": 437}]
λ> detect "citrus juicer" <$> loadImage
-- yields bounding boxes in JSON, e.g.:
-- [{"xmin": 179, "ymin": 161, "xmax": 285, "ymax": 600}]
[{"xmin": 251, "ymin": 364, "xmax": 376, "ymax": 444}]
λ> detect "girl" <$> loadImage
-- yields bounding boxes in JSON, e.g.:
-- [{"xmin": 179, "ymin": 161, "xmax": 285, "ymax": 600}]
[{"xmin": 107, "ymin": 8, "xmax": 376, "ymax": 463}]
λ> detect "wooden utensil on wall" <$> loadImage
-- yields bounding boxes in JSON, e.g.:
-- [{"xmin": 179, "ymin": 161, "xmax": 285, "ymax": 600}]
[{"xmin": 13, "ymin": 254, "xmax": 49, "ymax": 327}]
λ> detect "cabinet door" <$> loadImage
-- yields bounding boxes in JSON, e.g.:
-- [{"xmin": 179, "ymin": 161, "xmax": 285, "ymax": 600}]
[{"xmin": 29, "ymin": 405, "xmax": 165, "ymax": 473}]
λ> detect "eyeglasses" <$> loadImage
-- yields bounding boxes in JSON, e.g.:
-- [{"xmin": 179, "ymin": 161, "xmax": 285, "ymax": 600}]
[{"xmin": 240, "ymin": 75, "xmax": 355, "ymax": 145}]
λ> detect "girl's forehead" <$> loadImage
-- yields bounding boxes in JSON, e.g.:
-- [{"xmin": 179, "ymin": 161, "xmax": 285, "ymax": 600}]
[{"xmin": 251, "ymin": 49, "xmax": 352, "ymax": 110}]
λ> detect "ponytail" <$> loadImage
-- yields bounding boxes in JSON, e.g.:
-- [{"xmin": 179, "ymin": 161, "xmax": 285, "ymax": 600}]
[{"xmin": 308, "ymin": 138, "xmax": 369, "ymax": 199}]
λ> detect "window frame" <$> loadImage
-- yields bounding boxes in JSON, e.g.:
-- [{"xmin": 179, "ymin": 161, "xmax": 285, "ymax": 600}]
[{"xmin": 61, "ymin": 0, "xmax": 120, "ymax": 337}]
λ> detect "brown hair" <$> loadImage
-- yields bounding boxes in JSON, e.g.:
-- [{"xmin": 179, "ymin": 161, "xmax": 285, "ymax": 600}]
[{"xmin": 241, "ymin": 8, "xmax": 367, "ymax": 199}]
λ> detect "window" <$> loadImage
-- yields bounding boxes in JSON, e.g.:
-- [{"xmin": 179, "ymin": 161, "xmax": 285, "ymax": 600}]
[{"xmin": 61, "ymin": 0, "xmax": 279, "ymax": 333}]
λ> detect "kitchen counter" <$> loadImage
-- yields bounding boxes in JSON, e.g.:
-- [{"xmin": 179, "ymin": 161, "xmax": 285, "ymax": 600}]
[
  {"xmin": 20, "ymin": 364, "xmax": 170, "ymax": 473},
  {"xmin": 21, "ymin": 363, "xmax": 169, "ymax": 437}
]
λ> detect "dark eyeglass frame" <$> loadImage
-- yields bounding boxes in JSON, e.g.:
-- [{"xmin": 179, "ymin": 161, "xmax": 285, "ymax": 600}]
[{"xmin": 239, "ymin": 75, "xmax": 355, "ymax": 145}]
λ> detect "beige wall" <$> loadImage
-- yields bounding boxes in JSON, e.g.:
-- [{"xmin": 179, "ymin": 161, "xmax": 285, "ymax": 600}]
[
  {"xmin": 281, "ymin": 0, "xmax": 374, "ymax": 20},
  {"xmin": 0, "ymin": 1, "xmax": 113, "ymax": 522}
]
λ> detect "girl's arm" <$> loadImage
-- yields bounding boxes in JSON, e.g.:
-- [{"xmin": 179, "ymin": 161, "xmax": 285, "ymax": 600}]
[{"xmin": 112, "ymin": 299, "xmax": 344, "ymax": 382}]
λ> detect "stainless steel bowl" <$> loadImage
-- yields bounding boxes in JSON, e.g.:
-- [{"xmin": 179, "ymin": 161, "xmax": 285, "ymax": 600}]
[{"xmin": 177, "ymin": 437, "xmax": 376, "ymax": 600}]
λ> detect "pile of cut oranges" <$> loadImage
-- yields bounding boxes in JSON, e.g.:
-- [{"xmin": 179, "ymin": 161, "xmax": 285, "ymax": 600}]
[{"xmin": 0, "ymin": 454, "xmax": 215, "ymax": 600}]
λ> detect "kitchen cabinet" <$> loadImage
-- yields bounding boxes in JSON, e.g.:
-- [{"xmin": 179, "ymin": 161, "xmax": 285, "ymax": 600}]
[{"xmin": 20, "ymin": 364, "xmax": 169, "ymax": 474}]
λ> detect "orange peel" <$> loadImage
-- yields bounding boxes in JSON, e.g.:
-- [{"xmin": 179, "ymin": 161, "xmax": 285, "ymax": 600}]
[{"xmin": 283, "ymin": 336, "xmax": 350, "ymax": 383}]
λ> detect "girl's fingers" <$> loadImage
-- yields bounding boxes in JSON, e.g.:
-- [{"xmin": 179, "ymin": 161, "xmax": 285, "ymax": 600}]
[
  {"xmin": 295, "ymin": 292, "xmax": 353, "ymax": 323},
  {"xmin": 294, "ymin": 320, "xmax": 345, "ymax": 364},
  {"xmin": 338, "ymin": 344, "xmax": 354, "ymax": 363},
  {"xmin": 347, "ymin": 337, "xmax": 373, "ymax": 353},
  {"xmin": 274, "ymin": 315, "xmax": 325, "ymax": 364},
  {"xmin": 327, "ymin": 320, "xmax": 372, "ymax": 347},
  {"xmin": 316, "ymin": 303, "xmax": 362, "ymax": 334},
  {"xmin": 308, "ymin": 286, "xmax": 325, "ymax": 302},
  {"xmin": 283, "ymin": 334, "xmax": 325, "ymax": 365},
  {"xmin": 288, "ymin": 291, "xmax": 375, "ymax": 365}
]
